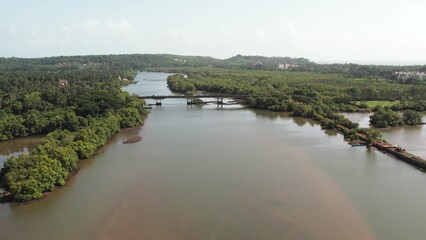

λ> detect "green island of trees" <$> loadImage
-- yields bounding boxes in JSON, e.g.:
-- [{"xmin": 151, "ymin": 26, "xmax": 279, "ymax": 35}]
[
  {"xmin": 1, "ymin": 54, "xmax": 426, "ymax": 201},
  {"xmin": 370, "ymin": 108, "xmax": 424, "ymax": 128}
]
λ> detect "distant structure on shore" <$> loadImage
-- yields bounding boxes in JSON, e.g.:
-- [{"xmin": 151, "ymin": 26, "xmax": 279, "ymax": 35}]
[
  {"xmin": 58, "ymin": 79, "xmax": 68, "ymax": 88},
  {"xmin": 394, "ymin": 71, "xmax": 426, "ymax": 80},
  {"xmin": 278, "ymin": 63, "xmax": 299, "ymax": 70}
]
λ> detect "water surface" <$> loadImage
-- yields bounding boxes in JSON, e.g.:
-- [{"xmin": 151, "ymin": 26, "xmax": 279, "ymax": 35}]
[{"xmin": 0, "ymin": 136, "xmax": 43, "ymax": 167}]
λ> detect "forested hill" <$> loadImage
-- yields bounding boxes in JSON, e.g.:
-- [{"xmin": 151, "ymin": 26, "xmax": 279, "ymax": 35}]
[
  {"xmin": 0, "ymin": 54, "xmax": 310, "ymax": 71},
  {"xmin": 219, "ymin": 55, "xmax": 311, "ymax": 69},
  {"xmin": 1, "ymin": 54, "xmax": 425, "ymax": 81}
]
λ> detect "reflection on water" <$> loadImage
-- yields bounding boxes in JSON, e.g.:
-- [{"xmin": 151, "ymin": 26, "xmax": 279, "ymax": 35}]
[
  {"xmin": 252, "ymin": 110, "xmax": 290, "ymax": 120},
  {"xmin": 324, "ymin": 129, "xmax": 339, "ymax": 137},
  {"xmin": 0, "ymin": 136, "xmax": 43, "ymax": 167},
  {"xmin": 292, "ymin": 116, "xmax": 317, "ymax": 127}
]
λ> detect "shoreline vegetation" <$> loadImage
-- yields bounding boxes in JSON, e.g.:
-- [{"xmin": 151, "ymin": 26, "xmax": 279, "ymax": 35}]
[
  {"xmin": 0, "ymin": 60, "xmax": 148, "ymax": 202},
  {"xmin": 166, "ymin": 69, "xmax": 426, "ymax": 171},
  {"xmin": 1, "ymin": 53, "xmax": 426, "ymax": 202},
  {"xmin": 1, "ymin": 99, "xmax": 147, "ymax": 202}
]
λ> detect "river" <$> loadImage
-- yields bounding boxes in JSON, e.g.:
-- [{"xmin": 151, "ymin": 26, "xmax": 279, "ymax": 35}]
[
  {"xmin": 1, "ymin": 72, "xmax": 426, "ymax": 240},
  {"xmin": 0, "ymin": 136, "xmax": 43, "ymax": 167}
]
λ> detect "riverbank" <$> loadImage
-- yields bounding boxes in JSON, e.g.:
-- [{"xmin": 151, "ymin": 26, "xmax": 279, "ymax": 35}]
[
  {"xmin": 336, "ymin": 124, "xmax": 426, "ymax": 171},
  {"xmin": 165, "ymin": 71, "xmax": 426, "ymax": 174},
  {"xmin": 0, "ymin": 103, "xmax": 148, "ymax": 202}
]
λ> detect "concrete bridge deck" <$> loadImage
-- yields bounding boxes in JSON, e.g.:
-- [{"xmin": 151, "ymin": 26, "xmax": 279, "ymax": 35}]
[
  {"xmin": 138, "ymin": 94, "xmax": 250, "ymax": 105},
  {"xmin": 138, "ymin": 94, "xmax": 250, "ymax": 100}
]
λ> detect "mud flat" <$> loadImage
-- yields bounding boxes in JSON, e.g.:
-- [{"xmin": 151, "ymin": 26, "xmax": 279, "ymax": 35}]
[{"xmin": 122, "ymin": 136, "xmax": 142, "ymax": 144}]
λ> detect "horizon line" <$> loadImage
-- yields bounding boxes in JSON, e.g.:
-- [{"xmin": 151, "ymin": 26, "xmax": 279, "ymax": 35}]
[{"xmin": 1, "ymin": 53, "xmax": 425, "ymax": 66}]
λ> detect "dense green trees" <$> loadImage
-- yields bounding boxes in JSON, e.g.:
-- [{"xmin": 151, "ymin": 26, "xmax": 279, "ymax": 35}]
[
  {"xmin": 0, "ymin": 60, "xmax": 148, "ymax": 201},
  {"xmin": 166, "ymin": 70, "xmax": 365, "ymax": 131},
  {"xmin": 358, "ymin": 128, "xmax": 383, "ymax": 144},
  {"xmin": 166, "ymin": 68, "xmax": 424, "ymax": 131},
  {"xmin": 0, "ymin": 65, "xmax": 148, "ymax": 141},
  {"xmin": 167, "ymin": 74, "xmax": 196, "ymax": 93},
  {"xmin": 293, "ymin": 105, "xmax": 316, "ymax": 118},
  {"xmin": 369, "ymin": 108, "xmax": 423, "ymax": 127},
  {"xmin": 402, "ymin": 110, "xmax": 423, "ymax": 125},
  {"xmin": 1, "ymin": 107, "xmax": 145, "ymax": 201},
  {"xmin": 3, "ymin": 154, "xmax": 68, "ymax": 201},
  {"xmin": 391, "ymin": 100, "xmax": 426, "ymax": 112},
  {"xmin": 0, "ymin": 114, "xmax": 26, "ymax": 140},
  {"xmin": 370, "ymin": 108, "xmax": 403, "ymax": 127}
]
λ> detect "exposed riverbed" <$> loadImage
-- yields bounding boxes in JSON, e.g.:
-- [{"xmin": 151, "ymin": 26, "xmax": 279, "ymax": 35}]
[{"xmin": 1, "ymin": 72, "xmax": 426, "ymax": 240}]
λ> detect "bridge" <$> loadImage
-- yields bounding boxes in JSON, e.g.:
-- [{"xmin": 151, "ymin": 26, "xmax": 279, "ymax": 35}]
[{"xmin": 138, "ymin": 94, "xmax": 250, "ymax": 105}]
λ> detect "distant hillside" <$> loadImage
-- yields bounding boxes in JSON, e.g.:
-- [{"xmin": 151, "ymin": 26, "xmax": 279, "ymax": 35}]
[
  {"xmin": 0, "ymin": 54, "xmax": 219, "ymax": 71},
  {"xmin": 221, "ymin": 55, "xmax": 312, "ymax": 69},
  {"xmin": 1, "ymin": 54, "xmax": 425, "ymax": 82},
  {"xmin": 0, "ymin": 54, "xmax": 311, "ymax": 71}
]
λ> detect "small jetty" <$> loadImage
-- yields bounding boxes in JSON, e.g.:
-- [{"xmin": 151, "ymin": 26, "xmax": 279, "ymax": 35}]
[
  {"xmin": 371, "ymin": 141, "xmax": 426, "ymax": 170},
  {"xmin": 336, "ymin": 125, "xmax": 426, "ymax": 171}
]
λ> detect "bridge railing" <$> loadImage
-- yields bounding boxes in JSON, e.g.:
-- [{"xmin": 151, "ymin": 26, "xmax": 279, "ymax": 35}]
[{"xmin": 138, "ymin": 94, "xmax": 251, "ymax": 100}]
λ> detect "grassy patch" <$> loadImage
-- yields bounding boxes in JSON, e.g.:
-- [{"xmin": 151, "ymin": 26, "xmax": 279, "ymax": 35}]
[{"xmin": 354, "ymin": 101, "xmax": 399, "ymax": 108}]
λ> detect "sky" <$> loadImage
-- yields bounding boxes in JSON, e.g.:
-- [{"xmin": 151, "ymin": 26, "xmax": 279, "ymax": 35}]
[{"xmin": 1, "ymin": 0, "xmax": 426, "ymax": 64}]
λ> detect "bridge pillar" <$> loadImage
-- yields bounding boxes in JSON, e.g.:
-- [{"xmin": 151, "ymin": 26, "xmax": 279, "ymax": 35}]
[
  {"xmin": 155, "ymin": 99, "xmax": 162, "ymax": 105},
  {"xmin": 187, "ymin": 98, "xmax": 193, "ymax": 105},
  {"xmin": 217, "ymin": 97, "xmax": 224, "ymax": 105}
]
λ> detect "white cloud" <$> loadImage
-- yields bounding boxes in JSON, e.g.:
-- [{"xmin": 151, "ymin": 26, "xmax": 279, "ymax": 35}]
[
  {"xmin": 8, "ymin": 26, "xmax": 17, "ymax": 36},
  {"xmin": 106, "ymin": 19, "xmax": 136, "ymax": 34},
  {"xmin": 254, "ymin": 29, "xmax": 271, "ymax": 43},
  {"xmin": 161, "ymin": 29, "xmax": 185, "ymax": 41},
  {"xmin": 286, "ymin": 22, "xmax": 297, "ymax": 40},
  {"xmin": 85, "ymin": 18, "xmax": 101, "ymax": 29},
  {"xmin": 84, "ymin": 18, "xmax": 136, "ymax": 37},
  {"xmin": 4, "ymin": 26, "xmax": 43, "ymax": 46}
]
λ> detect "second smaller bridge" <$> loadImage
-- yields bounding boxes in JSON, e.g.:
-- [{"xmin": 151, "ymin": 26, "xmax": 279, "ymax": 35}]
[{"xmin": 138, "ymin": 94, "xmax": 250, "ymax": 105}]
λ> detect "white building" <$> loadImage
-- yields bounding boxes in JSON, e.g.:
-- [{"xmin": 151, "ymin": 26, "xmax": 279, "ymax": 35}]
[
  {"xmin": 278, "ymin": 63, "xmax": 299, "ymax": 70},
  {"xmin": 394, "ymin": 71, "xmax": 426, "ymax": 80}
]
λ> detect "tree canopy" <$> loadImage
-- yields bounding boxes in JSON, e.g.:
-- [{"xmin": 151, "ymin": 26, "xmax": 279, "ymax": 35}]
[{"xmin": 0, "ymin": 58, "xmax": 147, "ymax": 201}]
